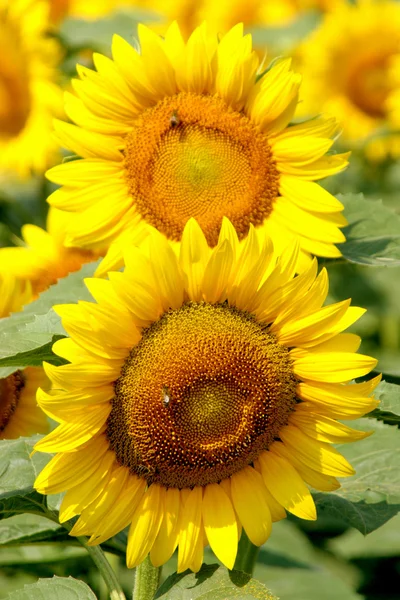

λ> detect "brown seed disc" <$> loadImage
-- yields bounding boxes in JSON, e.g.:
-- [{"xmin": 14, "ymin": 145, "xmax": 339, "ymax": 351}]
[
  {"xmin": 0, "ymin": 371, "xmax": 25, "ymax": 432},
  {"xmin": 124, "ymin": 92, "xmax": 280, "ymax": 246},
  {"xmin": 106, "ymin": 302, "xmax": 297, "ymax": 489}
]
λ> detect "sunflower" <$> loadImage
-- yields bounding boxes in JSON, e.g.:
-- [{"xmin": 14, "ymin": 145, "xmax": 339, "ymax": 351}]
[
  {"xmin": 297, "ymin": 0, "xmax": 400, "ymax": 149},
  {"xmin": 34, "ymin": 220, "xmax": 378, "ymax": 572},
  {"xmin": 0, "ymin": 274, "xmax": 49, "ymax": 440},
  {"xmin": 0, "ymin": 0, "xmax": 63, "ymax": 177},
  {"xmin": 0, "ymin": 208, "xmax": 100, "ymax": 297},
  {"xmin": 46, "ymin": 22, "xmax": 349, "ymax": 274}
]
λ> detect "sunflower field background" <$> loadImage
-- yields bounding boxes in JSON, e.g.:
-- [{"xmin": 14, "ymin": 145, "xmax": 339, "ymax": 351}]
[{"xmin": 0, "ymin": 1, "xmax": 400, "ymax": 599}]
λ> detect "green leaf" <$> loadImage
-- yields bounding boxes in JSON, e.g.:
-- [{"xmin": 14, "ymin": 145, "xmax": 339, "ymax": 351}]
[
  {"xmin": 312, "ymin": 419, "xmax": 400, "ymax": 534},
  {"xmin": 0, "ymin": 514, "xmax": 67, "ymax": 546},
  {"xmin": 368, "ymin": 380, "xmax": 400, "ymax": 425},
  {"xmin": 0, "ymin": 545, "xmax": 86, "ymax": 567},
  {"xmin": 155, "ymin": 565, "xmax": 277, "ymax": 600},
  {"xmin": 256, "ymin": 520, "xmax": 360, "ymax": 595},
  {"xmin": 329, "ymin": 512, "xmax": 400, "ymax": 559},
  {"xmin": 0, "ymin": 336, "xmax": 67, "ymax": 368},
  {"xmin": 7, "ymin": 576, "xmax": 97, "ymax": 599},
  {"xmin": 339, "ymin": 193, "xmax": 400, "ymax": 266},
  {"xmin": 0, "ymin": 261, "xmax": 99, "ymax": 375},
  {"xmin": 0, "ymin": 436, "xmax": 51, "ymax": 521},
  {"xmin": 254, "ymin": 566, "xmax": 362, "ymax": 600}
]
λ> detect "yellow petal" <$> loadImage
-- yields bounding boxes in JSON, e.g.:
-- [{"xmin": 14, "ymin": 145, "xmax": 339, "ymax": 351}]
[
  {"xmin": 290, "ymin": 411, "xmax": 372, "ymax": 443},
  {"xmin": 53, "ymin": 120, "xmax": 123, "ymax": 161},
  {"xmin": 253, "ymin": 460, "xmax": 286, "ymax": 522},
  {"xmin": 280, "ymin": 425, "xmax": 355, "ymax": 477},
  {"xmin": 46, "ymin": 159, "xmax": 122, "ymax": 186},
  {"xmin": 293, "ymin": 352, "xmax": 378, "ymax": 383},
  {"xmin": 37, "ymin": 385, "xmax": 114, "ymax": 422},
  {"xmin": 150, "ymin": 488, "xmax": 181, "ymax": 567},
  {"xmin": 258, "ymin": 451, "xmax": 316, "ymax": 520},
  {"xmin": 34, "ymin": 436, "xmax": 108, "ymax": 494},
  {"xmin": 297, "ymin": 380, "xmax": 379, "ymax": 419},
  {"xmin": 88, "ymin": 475, "xmax": 146, "ymax": 545},
  {"xmin": 279, "ymin": 175, "xmax": 344, "ymax": 213},
  {"xmin": 274, "ymin": 300, "xmax": 351, "ymax": 346},
  {"xmin": 149, "ymin": 233, "xmax": 184, "ymax": 311},
  {"xmin": 179, "ymin": 218, "xmax": 211, "ymax": 301},
  {"xmin": 273, "ymin": 441, "xmax": 340, "ymax": 492},
  {"xmin": 305, "ymin": 333, "xmax": 361, "ymax": 354},
  {"xmin": 59, "ymin": 451, "xmax": 116, "ymax": 522},
  {"xmin": 231, "ymin": 467, "xmax": 272, "ymax": 546},
  {"xmin": 70, "ymin": 465, "xmax": 129, "ymax": 536},
  {"xmin": 203, "ymin": 483, "xmax": 238, "ymax": 570},
  {"xmin": 177, "ymin": 487, "xmax": 203, "ymax": 573},
  {"xmin": 43, "ymin": 361, "xmax": 120, "ymax": 391},
  {"xmin": 127, "ymin": 484, "xmax": 165, "ymax": 568},
  {"xmin": 34, "ymin": 412, "xmax": 108, "ymax": 453},
  {"xmin": 202, "ymin": 240, "xmax": 234, "ymax": 304}
]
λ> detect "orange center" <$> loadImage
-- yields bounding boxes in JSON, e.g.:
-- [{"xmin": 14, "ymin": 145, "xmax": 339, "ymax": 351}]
[
  {"xmin": 124, "ymin": 93, "xmax": 280, "ymax": 246},
  {"xmin": 346, "ymin": 48, "xmax": 395, "ymax": 118},
  {"xmin": 107, "ymin": 302, "xmax": 297, "ymax": 489}
]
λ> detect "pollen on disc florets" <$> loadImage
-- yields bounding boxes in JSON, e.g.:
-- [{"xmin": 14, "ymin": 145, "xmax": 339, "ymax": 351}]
[
  {"xmin": 0, "ymin": 371, "xmax": 25, "ymax": 432},
  {"xmin": 124, "ymin": 92, "xmax": 280, "ymax": 246},
  {"xmin": 106, "ymin": 302, "xmax": 298, "ymax": 489}
]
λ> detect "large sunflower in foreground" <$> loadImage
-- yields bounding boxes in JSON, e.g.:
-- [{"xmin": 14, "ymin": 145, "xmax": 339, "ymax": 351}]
[
  {"xmin": 0, "ymin": 274, "xmax": 49, "ymax": 439},
  {"xmin": 47, "ymin": 22, "xmax": 349, "ymax": 273},
  {"xmin": 34, "ymin": 220, "xmax": 379, "ymax": 572},
  {"xmin": 0, "ymin": 208, "xmax": 100, "ymax": 297},
  {"xmin": 297, "ymin": 0, "xmax": 400, "ymax": 148},
  {"xmin": 0, "ymin": 0, "xmax": 63, "ymax": 177}
]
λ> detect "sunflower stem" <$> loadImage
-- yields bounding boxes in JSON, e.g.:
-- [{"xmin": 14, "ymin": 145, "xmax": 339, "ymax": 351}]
[
  {"xmin": 233, "ymin": 531, "xmax": 260, "ymax": 575},
  {"xmin": 132, "ymin": 556, "xmax": 162, "ymax": 600},
  {"xmin": 76, "ymin": 537, "xmax": 126, "ymax": 600}
]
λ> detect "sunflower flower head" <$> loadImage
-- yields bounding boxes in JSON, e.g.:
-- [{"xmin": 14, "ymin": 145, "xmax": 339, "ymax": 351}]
[
  {"xmin": 0, "ymin": 0, "xmax": 63, "ymax": 176},
  {"xmin": 0, "ymin": 208, "xmax": 100, "ymax": 297},
  {"xmin": 297, "ymin": 0, "xmax": 400, "ymax": 151},
  {"xmin": 0, "ymin": 274, "xmax": 49, "ymax": 439},
  {"xmin": 34, "ymin": 220, "xmax": 379, "ymax": 573},
  {"xmin": 46, "ymin": 21, "xmax": 349, "ymax": 274}
]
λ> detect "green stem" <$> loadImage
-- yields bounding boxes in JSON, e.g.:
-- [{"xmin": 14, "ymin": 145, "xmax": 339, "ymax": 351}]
[
  {"xmin": 233, "ymin": 531, "xmax": 260, "ymax": 575},
  {"xmin": 132, "ymin": 556, "xmax": 162, "ymax": 600},
  {"xmin": 77, "ymin": 537, "xmax": 126, "ymax": 600}
]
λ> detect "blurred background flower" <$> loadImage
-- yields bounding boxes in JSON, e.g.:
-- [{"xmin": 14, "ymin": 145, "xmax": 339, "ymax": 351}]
[
  {"xmin": 0, "ymin": 0, "xmax": 63, "ymax": 177},
  {"xmin": 296, "ymin": 0, "xmax": 400, "ymax": 161}
]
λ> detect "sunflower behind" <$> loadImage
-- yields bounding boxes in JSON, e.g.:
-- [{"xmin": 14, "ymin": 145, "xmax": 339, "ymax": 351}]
[
  {"xmin": 46, "ymin": 22, "xmax": 349, "ymax": 274},
  {"xmin": 0, "ymin": 274, "xmax": 49, "ymax": 440},
  {"xmin": 34, "ymin": 220, "xmax": 379, "ymax": 573},
  {"xmin": 296, "ymin": 0, "xmax": 400, "ymax": 154},
  {"xmin": 0, "ymin": 208, "xmax": 101, "ymax": 297}
]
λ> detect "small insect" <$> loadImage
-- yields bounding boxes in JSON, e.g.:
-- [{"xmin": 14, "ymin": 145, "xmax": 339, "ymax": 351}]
[
  {"xmin": 162, "ymin": 385, "xmax": 172, "ymax": 407},
  {"xmin": 170, "ymin": 110, "xmax": 180, "ymax": 128}
]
